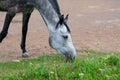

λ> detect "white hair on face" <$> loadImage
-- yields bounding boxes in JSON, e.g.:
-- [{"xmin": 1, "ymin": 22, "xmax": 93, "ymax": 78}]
[
  {"xmin": 57, "ymin": 24, "xmax": 68, "ymax": 33},
  {"xmin": 49, "ymin": 23, "xmax": 76, "ymax": 59},
  {"xmin": 42, "ymin": 14, "xmax": 76, "ymax": 61}
]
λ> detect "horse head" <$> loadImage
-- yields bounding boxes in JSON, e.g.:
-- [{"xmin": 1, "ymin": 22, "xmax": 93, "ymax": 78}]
[{"xmin": 49, "ymin": 14, "xmax": 77, "ymax": 62}]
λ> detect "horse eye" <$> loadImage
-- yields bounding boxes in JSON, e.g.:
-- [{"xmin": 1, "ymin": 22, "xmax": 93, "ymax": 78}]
[{"xmin": 62, "ymin": 35, "xmax": 68, "ymax": 39}]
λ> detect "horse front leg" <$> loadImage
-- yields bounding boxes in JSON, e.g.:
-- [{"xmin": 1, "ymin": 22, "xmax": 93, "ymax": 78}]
[
  {"xmin": 21, "ymin": 12, "xmax": 32, "ymax": 57},
  {"xmin": 0, "ymin": 12, "xmax": 15, "ymax": 42}
]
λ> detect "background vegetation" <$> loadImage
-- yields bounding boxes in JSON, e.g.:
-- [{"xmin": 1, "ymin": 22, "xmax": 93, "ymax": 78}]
[{"xmin": 0, "ymin": 50, "xmax": 120, "ymax": 80}]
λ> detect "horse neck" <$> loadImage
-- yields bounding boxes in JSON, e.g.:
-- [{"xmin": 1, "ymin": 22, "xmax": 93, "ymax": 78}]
[{"xmin": 35, "ymin": 0, "xmax": 59, "ymax": 33}]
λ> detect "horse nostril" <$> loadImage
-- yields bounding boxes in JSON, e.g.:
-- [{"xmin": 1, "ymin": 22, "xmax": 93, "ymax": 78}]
[{"xmin": 63, "ymin": 35, "xmax": 68, "ymax": 39}]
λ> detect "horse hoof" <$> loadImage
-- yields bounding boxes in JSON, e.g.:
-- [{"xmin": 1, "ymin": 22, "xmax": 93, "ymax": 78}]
[{"xmin": 22, "ymin": 52, "xmax": 29, "ymax": 58}]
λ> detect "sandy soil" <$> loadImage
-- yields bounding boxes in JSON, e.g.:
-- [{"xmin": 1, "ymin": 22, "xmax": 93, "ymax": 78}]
[{"xmin": 0, "ymin": 0, "xmax": 120, "ymax": 62}]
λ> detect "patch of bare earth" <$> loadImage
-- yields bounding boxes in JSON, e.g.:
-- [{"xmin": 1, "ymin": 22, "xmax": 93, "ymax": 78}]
[{"xmin": 0, "ymin": 0, "xmax": 120, "ymax": 62}]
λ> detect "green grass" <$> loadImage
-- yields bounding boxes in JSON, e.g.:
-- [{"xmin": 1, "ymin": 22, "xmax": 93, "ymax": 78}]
[{"xmin": 0, "ymin": 50, "xmax": 120, "ymax": 80}]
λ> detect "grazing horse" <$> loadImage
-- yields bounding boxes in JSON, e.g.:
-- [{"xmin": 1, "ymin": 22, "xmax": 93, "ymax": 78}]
[{"xmin": 0, "ymin": 0, "xmax": 76, "ymax": 61}]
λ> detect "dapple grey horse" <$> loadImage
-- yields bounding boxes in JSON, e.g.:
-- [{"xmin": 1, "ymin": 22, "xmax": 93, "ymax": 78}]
[{"xmin": 0, "ymin": 0, "xmax": 76, "ymax": 61}]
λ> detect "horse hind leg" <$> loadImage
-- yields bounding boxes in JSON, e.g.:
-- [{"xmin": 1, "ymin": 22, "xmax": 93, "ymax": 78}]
[
  {"xmin": 0, "ymin": 12, "xmax": 15, "ymax": 42},
  {"xmin": 21, "ymin": 12, "xmax": 32, "ymax": 57}
]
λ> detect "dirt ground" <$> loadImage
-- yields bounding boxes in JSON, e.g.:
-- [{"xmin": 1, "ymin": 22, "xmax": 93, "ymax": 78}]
[{"xmin": 1, "ymin": 0, "xmax": 120, "ymax": 62}]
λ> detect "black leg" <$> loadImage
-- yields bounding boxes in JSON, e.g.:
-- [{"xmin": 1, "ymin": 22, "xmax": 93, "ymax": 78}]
[
  {"xmin": 0, "ymin": 12, "xmax": 15, "ymax": 42},
  {"xmin": 21, "ymin": 12, "xmax": 32, "ymax": 57}
]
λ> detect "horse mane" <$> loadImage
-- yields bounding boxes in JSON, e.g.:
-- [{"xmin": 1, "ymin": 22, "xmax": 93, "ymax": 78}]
[{"xmin": 48, "ymin": 0, "xmax": 61, "ymax": 15}]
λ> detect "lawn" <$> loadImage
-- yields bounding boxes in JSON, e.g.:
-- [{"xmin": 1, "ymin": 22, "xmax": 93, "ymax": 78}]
[{"xmin": 0, "ymin": 50, "xmax": 120, "ymax": 80}]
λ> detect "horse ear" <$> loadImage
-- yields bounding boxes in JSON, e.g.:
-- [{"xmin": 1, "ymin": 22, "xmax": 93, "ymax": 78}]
[
  {"xmin": 59, "ymin": 15, "xmax": 64, "ymax": 24},
  {"xmin": 64, "ymin": 14, "xmax": 69, "ymax": 23}
]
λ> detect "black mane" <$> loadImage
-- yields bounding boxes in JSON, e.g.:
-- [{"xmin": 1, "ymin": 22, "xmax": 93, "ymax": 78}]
[{"xmin": 48, "ymin": 0, "xmax": 61, "ymax": 15}]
